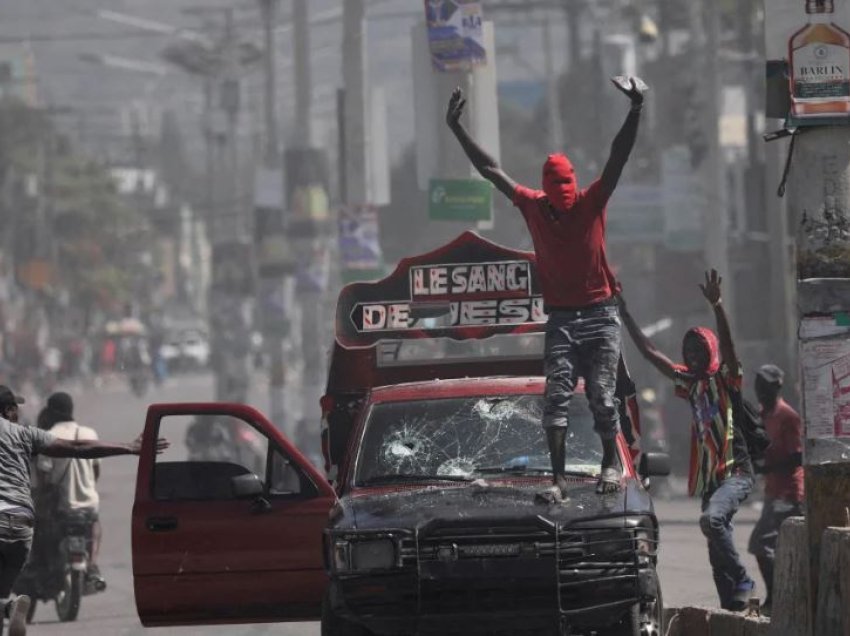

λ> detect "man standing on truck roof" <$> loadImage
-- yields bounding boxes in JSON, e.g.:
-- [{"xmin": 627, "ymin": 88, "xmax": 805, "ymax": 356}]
[{"xmin": 446, "ymin": 76, "xmax": 646, "ymax": 498}]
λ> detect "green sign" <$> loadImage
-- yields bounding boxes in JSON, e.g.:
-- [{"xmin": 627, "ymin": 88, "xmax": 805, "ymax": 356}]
[{"xmin": 429, "ymin": 179, "xmax": 492, "ymax": 222}]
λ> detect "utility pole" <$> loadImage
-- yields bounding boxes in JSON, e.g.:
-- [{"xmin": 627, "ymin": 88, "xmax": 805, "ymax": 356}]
[
  {"xmin": 257, "ymin": 0, "xmax": 287, "ymax": 431},
  {"xmin": 690, "ymin": 0, "xmax": 731, "ymax": 315},
  {"xmin": 291, "ymin": 0, "xmax": 326, "ymax": 447}
]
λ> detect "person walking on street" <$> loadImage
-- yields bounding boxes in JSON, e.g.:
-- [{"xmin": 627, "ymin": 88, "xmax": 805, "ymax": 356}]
[
  {"xmin": 446, "ymin": 75, "xmax": 647, "ymax": 497},
  {"xmin": 618, "ymin": 271, "xmax": 757, "ymax": 611},
  {"xmin": 0, "ymin": 384, "xmax": 166, "ymax": 636},
  {"xmin": 748, "ymin": 364, "xmax": 803, "ymax": 616}
]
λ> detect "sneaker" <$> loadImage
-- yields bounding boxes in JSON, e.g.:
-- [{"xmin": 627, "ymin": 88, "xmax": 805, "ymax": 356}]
[
  {"xmin": 7, "ymin": 594, "xmax": 30, "ymax": 636},
  {"xmin": 728, "ymin": 579, "xmax": 755, "ymax": 612},
  {"xmin": 86, "ymin": 565, "xmax": 107, "ymax": 591}
]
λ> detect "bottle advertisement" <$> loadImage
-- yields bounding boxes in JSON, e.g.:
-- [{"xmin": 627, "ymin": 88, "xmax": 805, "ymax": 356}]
[{"xmin": 766, "ymin": 0, "xmax": 850, "ymax": 124}]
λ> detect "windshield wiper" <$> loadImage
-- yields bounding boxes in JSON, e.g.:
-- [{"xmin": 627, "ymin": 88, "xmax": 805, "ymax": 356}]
[
  {"xmin": 360, "ymin": 473, "xmax": 474, "ymax": 486},
  {"xmin": 473, "ymin": 466, "xmax": 594, "ymax": 477}
]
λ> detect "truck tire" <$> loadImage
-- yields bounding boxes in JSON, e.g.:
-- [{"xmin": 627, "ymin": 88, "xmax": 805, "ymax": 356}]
[
  {"xmin": 321, "ymin": 591, "xmax": 373, "ymax": 636},
  {"xmin": 597, "ymin": 571, "xmax": 664, "ymax": 636}
]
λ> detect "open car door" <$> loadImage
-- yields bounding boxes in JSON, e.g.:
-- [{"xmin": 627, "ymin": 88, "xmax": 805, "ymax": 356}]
[{"xmin": 132, "ymin": 402, "xmax": 335, "ymax": 627}]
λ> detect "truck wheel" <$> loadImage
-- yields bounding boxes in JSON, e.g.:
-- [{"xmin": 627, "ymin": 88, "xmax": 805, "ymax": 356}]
[
  {"xmin": 321, "ymin": 591, "xmax": 373, "ymax": 636},
  {"xmin": 597, "ymin": 584, "xmax": 663, "ymax": 636}
]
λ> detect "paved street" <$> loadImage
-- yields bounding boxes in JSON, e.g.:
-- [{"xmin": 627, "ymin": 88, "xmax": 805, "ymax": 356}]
[{"xmin": 19, "ymin": 373, "xmax": 762, "ymax": 635}]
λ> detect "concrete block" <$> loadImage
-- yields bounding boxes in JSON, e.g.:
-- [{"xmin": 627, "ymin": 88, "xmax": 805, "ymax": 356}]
[
  {"xmin": 769, "ymin": 517, "xmax": 810, "ymax": 636},
  {"xmin": 814, "ymin": 527, "xmax": 850, "ymax": 636},
  {"xmin": 709, "ymin": 611, "xmax": 745, "ymax": 636},
  {"xmin": 805, "ymin": 463, "xmax": 850, "ymax": 627},
  {"xmin": 798, "ymin": 278, "xmax": 850, "ymax": 314},
  {"xmin": 676, "ymin": 607, "xmax": 710, "ymax": 636},
  {"xmin": 742, "ymin": 617, "xmax": 771, "ymax": 636}
]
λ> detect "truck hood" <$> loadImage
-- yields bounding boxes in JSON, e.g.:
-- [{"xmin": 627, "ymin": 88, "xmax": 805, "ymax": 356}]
[{"xmin": 336, "ymin": 478, "xmax": 648, "ymax": 532}]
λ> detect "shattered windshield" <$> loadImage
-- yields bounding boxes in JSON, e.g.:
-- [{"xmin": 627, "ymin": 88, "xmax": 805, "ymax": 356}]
[{"xmin": 355, "ymin": 393, "xmax": 601, "ymax": 485}]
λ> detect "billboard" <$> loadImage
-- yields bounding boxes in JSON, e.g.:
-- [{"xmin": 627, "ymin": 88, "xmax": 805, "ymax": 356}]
[
  {"xmin": 766, "ymin": 0, "xmax": 850, "ymax": 125},
  {"xmin": 424, "ymin": 0, "xmax": 486, "ymax": 72}
]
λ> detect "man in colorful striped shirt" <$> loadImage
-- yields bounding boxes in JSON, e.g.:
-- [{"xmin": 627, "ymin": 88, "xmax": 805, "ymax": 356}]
[{"xmin": 617, "ymin": 270, "xmax": 756, "ymax": 611}]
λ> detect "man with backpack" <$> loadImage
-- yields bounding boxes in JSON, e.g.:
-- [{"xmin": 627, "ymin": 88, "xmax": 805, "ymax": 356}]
[
  {"xmin": 747, "ymin": 364, "xmax": 804, "ymax": 616},
  {"xmin": 617, "ymin": 270, "xmax": 757, "ymax": 611}
]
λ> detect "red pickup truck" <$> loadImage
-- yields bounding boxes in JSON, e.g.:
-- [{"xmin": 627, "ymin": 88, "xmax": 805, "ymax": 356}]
[{"xmin": 130, "ymin": 232, "xmax": 669, "ymax": 636}]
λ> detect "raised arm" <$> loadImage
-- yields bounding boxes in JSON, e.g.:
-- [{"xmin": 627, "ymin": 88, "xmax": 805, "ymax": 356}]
[
  {"xmin": 446, "ymin": 88, "xmax": 517, "ymax": 200},
  {"xmin": 699, "ymin": 269, "xmax": 739, "ymax": 370},
  {"xmin": 42, "ymin": 434, "xmax": 168, "ymax": 459},
  {"xmin": 617, "ymin": 294, "xmax": 678, "ymax": 380},
  {"xmin": 600, "ymin": 77, "xmax": 646, "ymax": 196}
]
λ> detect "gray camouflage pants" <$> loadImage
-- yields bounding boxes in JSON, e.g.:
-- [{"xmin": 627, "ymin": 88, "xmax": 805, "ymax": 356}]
[{"xmin": 542, "ymin": 304, "xmax": 622, "ymax": 440}]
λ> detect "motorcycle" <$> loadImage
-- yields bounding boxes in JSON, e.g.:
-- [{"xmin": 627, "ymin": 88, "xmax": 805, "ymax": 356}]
[{"xmin": 14, "ymin": 511, "xmax": 106, "ymax": 623}]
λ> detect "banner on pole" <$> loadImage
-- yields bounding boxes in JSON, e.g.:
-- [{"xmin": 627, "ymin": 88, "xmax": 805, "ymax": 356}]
[
  {"xmin": 424, "ymin": 0, "xmax": 486, "ymax": 72},
  {"xmin": 339, "ymin": 205, "xmax": 383, "ymax": 282},
  {"xmin": 765, "ymin": 0, "xmax": 850, "ymax": 125}
]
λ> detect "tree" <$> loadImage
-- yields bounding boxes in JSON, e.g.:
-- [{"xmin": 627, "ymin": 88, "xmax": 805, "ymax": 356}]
[{"xmin": 0, "ymin": 96, "xmax": 156, "ymax": 318}]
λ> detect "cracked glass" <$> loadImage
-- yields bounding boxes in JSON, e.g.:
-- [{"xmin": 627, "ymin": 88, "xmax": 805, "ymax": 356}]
[{"xmin": 355, "ymin": 393, "xmax": 601, "ymax": 484}]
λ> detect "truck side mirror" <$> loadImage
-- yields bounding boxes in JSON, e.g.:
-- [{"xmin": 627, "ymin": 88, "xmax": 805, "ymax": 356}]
[
  {"xmin": 640, "ymin": 452, "xmax": 671, "ymax": 477},
  {"xmin": 231, "ymin": 473, "xmax": 264, "ymax": 499}
]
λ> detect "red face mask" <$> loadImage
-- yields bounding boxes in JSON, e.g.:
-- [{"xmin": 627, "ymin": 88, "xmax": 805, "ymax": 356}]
[{"xmin": 542, "ymin": 154, "xmax": 578, "ymax": 212}]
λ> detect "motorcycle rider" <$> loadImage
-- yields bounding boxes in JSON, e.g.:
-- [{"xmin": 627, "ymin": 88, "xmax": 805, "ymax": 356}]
[
  {"xmin": 0, "ymin": 384, "xmax": 167, "ymax": 636},
  {"xmin": 32, "ymin": 392, "xmax": 106, "ymax": 589}
]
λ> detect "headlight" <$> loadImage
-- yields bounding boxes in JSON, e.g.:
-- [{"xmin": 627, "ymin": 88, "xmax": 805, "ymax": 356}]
[
  {"xmin": 635, "ymin": 529, "xmax": 655, "ymax": 556},
  {"xmin": 352, "ymin": 539, "xmax": 396, "ymax": 570},
  {"xmin": 587, "ymin": 530, "xmax": 633, "ymax": 558},
  {"xmin": 332, "ymin": 538, "xmax": 397, "ymax": 572},
  {"xmin": 333, "ymin": 540, "xmax": 351, "ymax": 571}
]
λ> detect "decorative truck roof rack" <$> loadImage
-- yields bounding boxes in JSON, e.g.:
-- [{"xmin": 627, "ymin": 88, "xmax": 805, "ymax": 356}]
[{"xmin": 326, "ymin": 231, "xmax": 547, "ymax": 395}]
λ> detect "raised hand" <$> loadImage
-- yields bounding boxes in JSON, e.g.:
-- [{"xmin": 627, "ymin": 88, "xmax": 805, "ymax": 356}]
[
  {"xmin": 611, "ymin": 75, "xmax": 648, "ymax": 105},
  {"xmin": 446, "ymin": 87, "xmax": 467, "ymax": 128},
  {"xmin": 699, "ymin": 269, "xmax": 723, "ymax": 307}
]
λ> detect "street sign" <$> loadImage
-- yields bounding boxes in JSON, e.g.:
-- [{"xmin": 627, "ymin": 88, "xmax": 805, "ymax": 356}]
[
  {"xmin": 424, "ymin": 0, "xmax": 487, "ymax": 72},
  {"xmin": 428, "ymin": 178, "xmax": 492, "ymax": 222}
]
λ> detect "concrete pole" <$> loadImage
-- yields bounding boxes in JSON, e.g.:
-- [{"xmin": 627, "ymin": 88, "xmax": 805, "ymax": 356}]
[
  {"xmin": 542, "ymin": 16, "xmax": 564, "ymax": 152},
  {"xmin": 788, "ymin": 127, "xmax": 850, "ymax": 626},
  {"xmin": 342, "ymin": 0, "xmax": 369, "ymax": 205},
  {"xmin": 259, "ymin": 0, "xmax": 287, "ymax": 431},
  {"xmin": 223, "ymin": 9, "xmax": 240, "ymax": 240},
  {"xmin": 291, "ymin": 0, "xmax": 325, "ymax": 446},
  {"xmin": 293, "ymin": 0, "xmax": 312, "ymax": 148},
  {"xmin": 689, "ymin": 0, "xmax": 731, "ymax": 316},
  {"xmin": 262, "ymin": 0, "xmax": 280, "ymax": 165}
]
